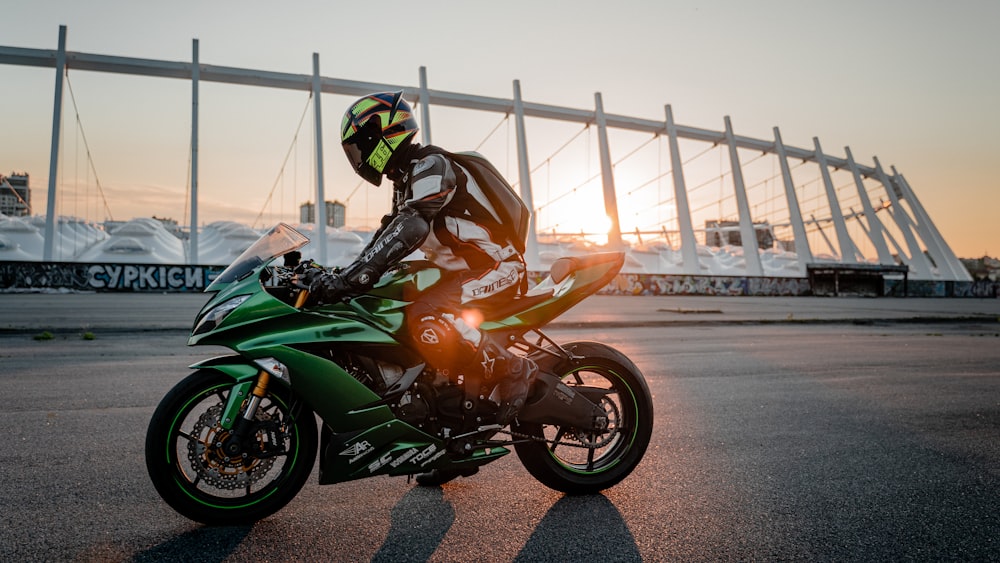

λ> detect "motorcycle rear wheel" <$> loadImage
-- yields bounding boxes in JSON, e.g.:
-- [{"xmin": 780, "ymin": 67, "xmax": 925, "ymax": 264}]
[
  {"xmin": 513, "ymin": 341, "xmax": 653, "ymax": 494},
  {"xmin": 145, "ymin": 369, "xmax": 317, "ymax": 525}
]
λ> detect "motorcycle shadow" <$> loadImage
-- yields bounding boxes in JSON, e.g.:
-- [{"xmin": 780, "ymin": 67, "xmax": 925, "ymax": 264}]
[
  {"xmin": 372, "ymin": 487, "xmax": 639, "ymax": 562},
  {"xmin": 131, "ymin": 525, "xmax": 252, "ymax": 562},
  {"xmin": 372, "ymin": 486, "xmax": 455, "ymax": 562},
  {"xmin": 515, "ymin": 494, "xmax": 641, "ymax": 562}
]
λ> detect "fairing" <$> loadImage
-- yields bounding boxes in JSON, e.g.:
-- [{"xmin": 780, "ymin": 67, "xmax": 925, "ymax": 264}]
[{"xmin": 186, "ymin": 223, "xmax": 625, "ymax": 484}]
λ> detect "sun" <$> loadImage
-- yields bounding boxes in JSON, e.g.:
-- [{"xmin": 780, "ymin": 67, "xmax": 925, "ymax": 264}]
[{"xmin": 539, "ymin": 205, "xmax": 614, "ymax": 246}]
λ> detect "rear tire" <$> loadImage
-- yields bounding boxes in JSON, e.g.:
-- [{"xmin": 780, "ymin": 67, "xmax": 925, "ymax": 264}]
[
  {"xmin": 145, "ymin": 369, "xmax": 317, "ymax": 525},
  {"xmin": 513, "ymin": 341, "xmax": 653, "ymax": 494}
]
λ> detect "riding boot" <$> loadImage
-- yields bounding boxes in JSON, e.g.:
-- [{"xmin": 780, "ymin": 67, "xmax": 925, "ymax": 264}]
[{"xmin": 479, "ymin": 336, "xmax": 538, "ymax": 425}]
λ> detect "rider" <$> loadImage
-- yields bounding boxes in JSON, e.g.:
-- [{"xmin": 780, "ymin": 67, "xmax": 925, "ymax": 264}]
[{"xmin": 300, "ymin": 91, "xmax": 538, "ymax": 484}]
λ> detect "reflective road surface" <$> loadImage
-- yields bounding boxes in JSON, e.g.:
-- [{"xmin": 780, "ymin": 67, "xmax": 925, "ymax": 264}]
[{"xmin": 2, "ymin": 322, "xmax": 998, "ymax": 561}]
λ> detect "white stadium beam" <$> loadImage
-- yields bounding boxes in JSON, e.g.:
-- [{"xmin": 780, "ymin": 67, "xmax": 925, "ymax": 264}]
[
  {"xmin": 845, "ymin": 146, "xmax": 893, "ymax": 265},
  {"xmin": 189, "ymin": 39, "xmax": 200, "ymax": 264},
  {"xmin": 891, "ymin": 170, "xmax": 968, "ymax": 281},
  {"xmin": 42, "ymin": 26, "xmax": 66, "ymax": 262},
  {"xmin": 774, "ymin": 127, "xmax": 813, "ymax": 270},
  {"xmin": 594, "ymin": 92, "xmax": 624, "ymax": 249},
  {"xmin": 512, "ymin": 80, "xmax": 540, "ymax": 270},
  {"xmin": 665, "ymin": 105, "xmax": 700, "ymax": 274},
  {"xmin": 874, "ymin": 157, "xmax": 932, "ymax": 277},
  {"xmin": 723, "ymin": 116, "xmax": 764, "ymax": 276},
  {"xmin": 813, "ymin": 138, "xmax": 859, "ymax": 263},
  {"xmin": 311, "ymin": 53, "xmax": 328, "ymax": 264}
]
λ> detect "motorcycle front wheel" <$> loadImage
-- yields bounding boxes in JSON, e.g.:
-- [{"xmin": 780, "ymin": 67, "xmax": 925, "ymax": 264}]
[
  {"xmin": 145, "ymin": 369, "xmax": 317, "ymax": 525},
  {"xmin": 513, "ymin": 341, "xmax": 653, "ymax": 494}
]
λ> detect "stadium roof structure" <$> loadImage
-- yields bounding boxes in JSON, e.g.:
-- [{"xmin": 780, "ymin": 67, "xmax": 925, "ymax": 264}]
[{"xmin": 0, "ymin": 26, "xmax": 970, "ymax": 281}]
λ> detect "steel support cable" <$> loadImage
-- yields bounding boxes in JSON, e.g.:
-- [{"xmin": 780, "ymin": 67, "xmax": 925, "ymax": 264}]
[
  {"xmin": 636, "ymin": 220, "xmax": 679, "ymax": 234},
  {"xmin": 677, "ymin": 148, "xmax": 778, "ymax": 223},
  {"xmin": 636, "ymin": 142, "xmax": 748, "ymax": 230},
  {"xmin": 516, "ymin": 124, "xmax": 601, "ymax": 219},
  {"xmin": 690, "ymin": 193, "xmax": 736, "ymax": 216},
  {"xmin": 343, "ymin": 178, "xmax": 366, "ymax": 206},
  {"xmin": 687, "ymin": 172, "xmax": 728, "ymax": 195},
  {"xmin": 797, "ymin": 186, "xmax": 829, "ymax": 212},
  {"xmin": 252, "ymin": 94, "xmax": 313, "ymax": 229},
  {"xmin": 72, "ymin": 113, "xmax": 78, "ymax": 223},
  {"xmin": 527, "ymin": 124, "xmax": 591, "ymax": 177},
  {"xmin": 532, "ymin": 127, "xmax": 599, "ymax": 214},
  {"xmin": 680, "ymin": 142, "xmax": 719, "ymax": 167},
  {"xmin": 743, "ymin": 167, "xmax": 785, "ymax": 193},
  {"xmin": 473, "ymin": 113, "xmax": 510, "ymax": 152},
  {"xmin": 533, "ymin": 171, "xmax": 602, "ymax": 213},
  {"xmin": 628, "ymin": 169, "xmax": 673, "ymax": 197},
  {"xmin": 65, "ymin": 73, "xmax": 80, "ymax": 230},
  {"xmin": 753, "ymin": 189, "xmax": 793, "ymax": 213},
  {"xmin": 679, "ymin": 143, "xmax": 732, "ymax": 196},
  {"xmin": 735, "ymin": 149, "xmax": 769, "ymax": 172},
  {"xmin": 735, "ymin": 151, "xmax": 772, "ymax": 192},
  {"xmin": 634, "ymin": 136, "xmax": 675, "ymax": 215},
  {"xmin": 64, "ymin": 72, "xmax": 114, "ymax": 221},
  {"xmin": 613, "ymin": 133, "xmax": 663, "ymax": 198},
  {"xmin": 835, "ymin": 178, "xmax": 860, "ymax": 206},
  {"xmin": 740, "ymin": 152, "xmax": 780, "ymax": 227},
  {"xmin": 836, "ymin": 182, "xmax": 862, "ymax": 212},
  {"xmin": 612, "ymin": 133, "xmax": 658, "ymax": 168}
]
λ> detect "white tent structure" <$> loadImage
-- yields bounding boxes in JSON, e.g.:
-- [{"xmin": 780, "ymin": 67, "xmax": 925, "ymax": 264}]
[
  {"xmin": 0, "ymin": 215, "xmax": 44, "ymax": 261},
  {"xmin": 76, "ymin": 218, "xmax": 185, "ymax": 264}
]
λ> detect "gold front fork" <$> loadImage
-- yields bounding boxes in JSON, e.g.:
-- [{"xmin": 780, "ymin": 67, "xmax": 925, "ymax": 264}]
[
  {"xmin": 241, "ymin": 370, "xmax": 271, "ymax": 422},
  {"xmin": 294, "ymin": 289, "xmax": 309, "ymax": 309}
]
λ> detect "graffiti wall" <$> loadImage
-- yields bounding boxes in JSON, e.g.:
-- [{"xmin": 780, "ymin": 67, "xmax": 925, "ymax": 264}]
[
  {"xmin": 960, "ymin": 279, "xmax": 1000, "ymax": 298},
  {"xmin": 3, "ymin": 260, "xmax": 992, "ymax": 297},
  {"xmin": 526, "ymin": 271, "xmax": 811, "ymax": 296},
  {"xmin": 884, "ymin": 278, "xmax": 999, "ymax": 298},
  {"xmin": 0, "ymin": 261, "xmax": 224, "ymax": 292}
]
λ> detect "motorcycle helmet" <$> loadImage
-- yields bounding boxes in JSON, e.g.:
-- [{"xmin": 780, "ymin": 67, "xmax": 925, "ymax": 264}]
[{"xmin": 341, "ymin": 91, "xmax": 419, "ymax": 186}]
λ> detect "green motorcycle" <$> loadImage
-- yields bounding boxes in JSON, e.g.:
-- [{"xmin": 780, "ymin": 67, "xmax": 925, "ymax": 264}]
[{"xmin": 145, "ymin": 223, "xmax": 653, "ymax": 525}]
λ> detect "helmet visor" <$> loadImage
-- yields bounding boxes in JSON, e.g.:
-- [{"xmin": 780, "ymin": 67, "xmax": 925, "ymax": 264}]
[
  {"xmin": 343, "ymin": 141, "xmax": 384, "ymax": 186},
  {"xmin": 343, "ymin": 115, "xmax": 389, "ymax": 186},
  {"xmin": 343, "ymin": 142, "xmax": 364, "ymax": 173}
]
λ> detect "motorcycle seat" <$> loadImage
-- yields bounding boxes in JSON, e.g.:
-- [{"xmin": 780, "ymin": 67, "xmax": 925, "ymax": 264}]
[
  {"xmin": 550, "ymin": 252, "xmax": 626, "ymax": 284},
  {"xmin": 480, "ymin": 290, "xmax": 554, "ymax": 321}
]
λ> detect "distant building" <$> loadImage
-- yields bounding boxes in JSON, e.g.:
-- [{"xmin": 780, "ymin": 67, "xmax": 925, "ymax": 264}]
[
  {"xmin": 960, "ymin": 256, "xmax": 1000, "ymax": 281},
  {"xmin": 299, "ymin": 200, "xmax": 346, "ymax": 228},
  {"xmin": 0, "ymin": 172, "xmax": 31, "ymax": 216},
  {"xmin": 704, "ymin": 219, "xmax": 774, "ymax": 250},
  {"xmin": 152, "ymin": 215, "xmax": 186, "ymax": 239}
]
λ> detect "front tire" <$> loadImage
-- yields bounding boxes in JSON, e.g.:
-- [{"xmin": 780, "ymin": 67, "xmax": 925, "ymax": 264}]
[
  {"xmin": 513, "ymin": 341, "xmax": 653, "ymax": 494},
  {"xmin": 145, "ymin": 369, "xmax": 317, "ymax": 525}
]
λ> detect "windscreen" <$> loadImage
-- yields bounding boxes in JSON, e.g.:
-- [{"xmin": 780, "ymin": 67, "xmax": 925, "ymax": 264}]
[{"xmin": 206, "ymin": 223, "xmax": 310, "ymax": 291}]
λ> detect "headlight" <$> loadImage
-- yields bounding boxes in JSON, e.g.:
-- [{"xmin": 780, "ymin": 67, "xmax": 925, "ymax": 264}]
[{"xmin": 193, "ymin": 295, "xmax": 250, "ymax": 335}]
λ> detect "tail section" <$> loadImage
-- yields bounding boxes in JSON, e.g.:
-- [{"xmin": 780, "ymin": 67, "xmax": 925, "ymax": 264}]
[{"xmin": 483, "ymin": 252, "xmax": 625, "ymax": 329}]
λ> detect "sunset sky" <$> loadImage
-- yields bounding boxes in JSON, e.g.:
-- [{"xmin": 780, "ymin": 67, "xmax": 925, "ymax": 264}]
[{"xmin": 2, "ymin": 0, "xmax": 997, "ymax": 258}]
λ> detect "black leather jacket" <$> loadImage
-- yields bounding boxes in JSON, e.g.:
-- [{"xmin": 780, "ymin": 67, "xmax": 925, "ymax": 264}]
[{"xmin": 340, "ymin": 144, "xmax": 519, "ymax": 292}]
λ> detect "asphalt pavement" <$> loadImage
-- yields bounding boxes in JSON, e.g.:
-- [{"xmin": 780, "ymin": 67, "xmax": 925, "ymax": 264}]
[
  {"xmin": 2, "ymin": 290, "xmax": 999, "ymax": 560},
  {"xmin": 2, "ymin": 320, "xmax": 998, "ymax": 560},
  {"xmin": 1, "ymin": 291, "xmax": 999, "ymax": 334}
]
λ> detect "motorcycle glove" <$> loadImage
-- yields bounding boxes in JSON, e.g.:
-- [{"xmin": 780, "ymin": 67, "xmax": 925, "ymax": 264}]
[
  {"xmin": 306, "ymin": 270, "xmax": 355, "ymax": 305},
  {"xmin": 339, "ymin": 207, "xmax": 431, "ymax": 292}
]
